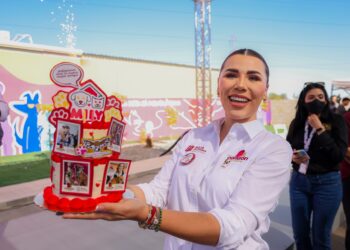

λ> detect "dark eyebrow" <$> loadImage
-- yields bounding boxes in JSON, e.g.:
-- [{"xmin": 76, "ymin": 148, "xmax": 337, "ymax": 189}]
[
  {"xmin": 224, "ymin": 68, "xmax": 239, "ymax": 74},
  {"xmin": 247, "ymin": 70, "xmax": 262, "ymax": 76},
  {"xmin": 224, "ymin": 68, "xmax": 262, "ymax": 76}
]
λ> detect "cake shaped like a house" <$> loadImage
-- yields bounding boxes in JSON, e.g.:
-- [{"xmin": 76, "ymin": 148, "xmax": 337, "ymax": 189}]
[{"xmin": 42, "ymin": 62, "xmax": 130, "ymax": 212}]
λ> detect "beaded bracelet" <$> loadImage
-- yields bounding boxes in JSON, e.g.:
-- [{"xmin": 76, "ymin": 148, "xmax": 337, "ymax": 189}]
[
  {"xmin": 155, "ymin": 208, "xmax": 162, "ymax": 232},
  {"xmin": 138, "ymin": 205, "xmax": 163, "ymax": 231},
  {"xmin": 138, "ymin": 205, "xmax": 154, "ymax": 229}
]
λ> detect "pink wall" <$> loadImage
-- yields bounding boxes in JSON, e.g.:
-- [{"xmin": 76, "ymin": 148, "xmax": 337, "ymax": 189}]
[{"xmin": 0, "ymin": 65, "xmax": 270, "ymax": 156}]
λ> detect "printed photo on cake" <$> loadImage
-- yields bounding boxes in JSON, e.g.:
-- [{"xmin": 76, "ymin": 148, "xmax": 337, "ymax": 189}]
[
  {"xmin": 61, "ymin": 159, "xmax": 92, "ymax": 196},
  {"xmin": 108, "ymin": 118, "xmax": 125, "ymax": 153},
  {"xmin": 102, "ymin": 160, "xmax": 130, "ymax": 193},
  {"xmin": 82, "ymin": 137, "xmax": 112, "ymax": 157},
  {"xmin": 54, "ymin": 120, "xmax": 81, "ymax": 156}
]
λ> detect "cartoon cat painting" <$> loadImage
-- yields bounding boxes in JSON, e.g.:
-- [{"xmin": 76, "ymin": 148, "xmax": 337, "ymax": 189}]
[{"xmin": 91, "ymin": 96, "xmax": 105, "ymax": 110}]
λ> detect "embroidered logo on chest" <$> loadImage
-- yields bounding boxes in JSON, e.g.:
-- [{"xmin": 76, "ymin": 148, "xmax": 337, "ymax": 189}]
[
  {"xmin": 180, "ymin": 153, "xmax": 196, "ymax": 166},
  {"xmin": 185, "ymin": 145, "xmax": 206, "ymax": 153},
  {"xmin": 222, "ymin": 150, "xmax": 248, "ymax": 167}
]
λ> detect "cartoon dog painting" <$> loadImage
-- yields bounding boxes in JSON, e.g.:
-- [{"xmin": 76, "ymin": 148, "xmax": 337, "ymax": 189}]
[{"xmin": 71, "ymin": 91, "xmax": 91, "ymax": 108}]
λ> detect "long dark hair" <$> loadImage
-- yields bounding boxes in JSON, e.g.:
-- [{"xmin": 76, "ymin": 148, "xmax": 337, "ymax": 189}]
[
  {"xmin": 220, "ymin": 48, "xmax": 270, "ymax": 86},
  {"xmin": 292, "ymin": 83, "xmax": 332, "ymax": 131}
]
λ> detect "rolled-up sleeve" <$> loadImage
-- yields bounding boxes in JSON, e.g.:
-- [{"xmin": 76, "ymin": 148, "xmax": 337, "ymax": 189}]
[
  {"xmin": 137, "ymin": 131, "xmax": 190, "ymax": 207},
  {"xmin": 209, "ymin": 138, "xmax": 292, "ymax": 249}
]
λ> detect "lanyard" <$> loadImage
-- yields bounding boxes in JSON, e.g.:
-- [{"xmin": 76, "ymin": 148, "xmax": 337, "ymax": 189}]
[{"xmin": 304, "ymin": 121, "xmax": 316, "ymax": 152}]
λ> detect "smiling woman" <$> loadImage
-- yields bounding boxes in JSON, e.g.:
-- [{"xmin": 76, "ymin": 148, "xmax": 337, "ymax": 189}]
[
  {"xmin": 217, "ymin": 49, "xmax": 269, "ymax": 142},
  {"xmin": 63, "ymin": 49, "xmax": 293, "ymax": 250}
]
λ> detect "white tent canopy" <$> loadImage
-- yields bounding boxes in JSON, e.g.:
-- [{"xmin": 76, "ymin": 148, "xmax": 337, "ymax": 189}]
[{"xmin": 331, "ymin": 80, "xmax": 350, "ymax": 95}]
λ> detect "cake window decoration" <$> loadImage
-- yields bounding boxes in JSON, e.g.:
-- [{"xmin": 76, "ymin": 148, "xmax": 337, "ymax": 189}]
[
  {"xmin": 60, "ymin": 159, "xmax": 93, "ymax": 196},
  {"xmin": 102, "ymin": 159, "xmax": 131, "ymax": 193},
  {"xmin": 108, "ymin": 118, "xmax": 126, "ymax": 153},
  {"xmin": 54, "ymin": 119, "xmax": 82, "ymax": 156}
]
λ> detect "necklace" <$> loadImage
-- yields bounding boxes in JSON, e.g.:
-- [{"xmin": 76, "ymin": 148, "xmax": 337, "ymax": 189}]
[
  {"xmin": 304, "ymin": 121, "xmax": 316, "ymax": 152},
  {"xmin": 299, "ymin": 121, "xmax": 316, "ymax": 174}
]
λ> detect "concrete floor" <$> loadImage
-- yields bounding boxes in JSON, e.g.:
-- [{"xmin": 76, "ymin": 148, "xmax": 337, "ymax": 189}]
[{"xmin": 0, "ymin": 169, "xmax": 346, "ymax": 250}]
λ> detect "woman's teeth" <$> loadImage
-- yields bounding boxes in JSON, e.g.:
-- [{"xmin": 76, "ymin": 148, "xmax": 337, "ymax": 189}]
[{"xmin": 229, "ymin": 96, "xmax": 249, "ymax": 103}]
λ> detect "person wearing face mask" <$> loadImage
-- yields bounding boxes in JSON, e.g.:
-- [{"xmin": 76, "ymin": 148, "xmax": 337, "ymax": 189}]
[
  {"xmin": 287, "ymin": 82, "xmax": 348, "ymax": 250},
  {"xmin": 337, "ymin": 97, "xmax": 350, "ymax": 115}
]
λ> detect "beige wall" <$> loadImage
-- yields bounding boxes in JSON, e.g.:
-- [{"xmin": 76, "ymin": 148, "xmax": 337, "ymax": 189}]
[
  {"xmin": 271, "ymin": 99, "xmax": 297, "ymax": 127},
  {"xmin": 81, "ymin": 55, "xmax": 220, "ymax": 98},
  {"xmin": 0, "ymin": 46, "xmax": 219, "ymax": 98},
  {"xmin": 0, "ymin": 47, "xmax": 80, "ymax": 85},
  {"xmin": 0, "ymin": 45, "xmax": 297, "ymax": 127}
]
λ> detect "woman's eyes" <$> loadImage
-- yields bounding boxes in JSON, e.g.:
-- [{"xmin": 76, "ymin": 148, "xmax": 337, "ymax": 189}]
[
  {"xmin": 225, "ymin": 73, "xmax": 238, "ymax": 78},
  {"xmin": 307, "ymin": 95, "xmax": 324, "ymax": 100},
  {"xmin": 224, "ymin": 73, "xmax": 261, "ymax": 81},
  {"xmin": 248, "ymin": 75, "xmax": 261, "ymax": 81}
]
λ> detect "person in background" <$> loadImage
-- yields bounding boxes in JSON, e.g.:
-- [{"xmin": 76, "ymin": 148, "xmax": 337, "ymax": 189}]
[
  {"xmin": 63, "ymin": 48, "xmax": 293, "ymax": 249},
  {"xmin": 340, "ymin": 111, "xmax": 350, "ymax": 250},
  {"xmin": 329, "ymin": 95, "xmax": 340, "ymax": 113},
  {"xmin": 0, "ymin": 91, "xmax": 9, "ymax": 153},
  {"xmin": 337, "ymin": 97, "xmax": 350, "ymax": 115},
  {"xmin": 287, "ymin": 82, "xmax": 348, "ymax": 250}
]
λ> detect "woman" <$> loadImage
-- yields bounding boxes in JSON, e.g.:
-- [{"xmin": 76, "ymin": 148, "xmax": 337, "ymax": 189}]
[
  {"xmin": 287, "ymin": 82, "xmax": 348, "ymax": 250},
  {"xmin": 63, "ymin": 49, "xmax": 292, "ymax": 249}
]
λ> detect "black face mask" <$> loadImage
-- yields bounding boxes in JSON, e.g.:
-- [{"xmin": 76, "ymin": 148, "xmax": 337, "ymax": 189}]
[{"xmin": 305, "ymin": 99, "xmax": 326, "ymax": 114}]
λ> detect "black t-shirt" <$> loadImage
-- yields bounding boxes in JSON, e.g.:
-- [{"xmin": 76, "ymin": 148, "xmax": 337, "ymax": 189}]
[{"xmin": 287, "ymin": 113, "xmax": 348, "ymax": 174}]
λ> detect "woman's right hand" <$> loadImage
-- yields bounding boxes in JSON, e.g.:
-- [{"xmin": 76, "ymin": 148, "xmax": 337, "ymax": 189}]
[
  {"xmin": 63, "ymin": 198, "xmax": 149, "ymax": 222},
  {"xmin": 292, "ymin": 151, "xmax": 309, "ymax": 165}
]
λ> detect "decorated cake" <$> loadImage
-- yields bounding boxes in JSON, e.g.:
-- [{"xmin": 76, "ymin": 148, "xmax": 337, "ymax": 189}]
[{"xmin": 42, "ymin": 62, "xmax": 130, "ymax": 212}]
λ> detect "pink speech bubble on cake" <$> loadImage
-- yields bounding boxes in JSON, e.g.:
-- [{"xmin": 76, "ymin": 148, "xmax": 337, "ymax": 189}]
[{"xmin": 50, "ymin": 62, "xmax": 84, "ymax": 88}]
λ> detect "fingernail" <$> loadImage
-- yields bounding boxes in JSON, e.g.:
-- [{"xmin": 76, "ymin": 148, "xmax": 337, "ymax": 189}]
[{"xmin": 96, "ymin": 205, "xmax": 104, "ymax": 211}]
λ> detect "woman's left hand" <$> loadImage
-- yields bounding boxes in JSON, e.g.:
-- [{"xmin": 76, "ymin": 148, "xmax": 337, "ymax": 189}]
[
  {"xmin": 62, "ymin": 199, "xmax": 148, "ymax": 222},
  {"xmin": 307, "ymin": 114, "xmax": 323, "ymax": 129}
]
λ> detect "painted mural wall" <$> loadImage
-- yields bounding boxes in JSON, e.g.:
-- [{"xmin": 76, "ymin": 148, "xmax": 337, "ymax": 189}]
[{"xmin": 0, "ymin": 45, "xmax": 271, "ymax": 156}]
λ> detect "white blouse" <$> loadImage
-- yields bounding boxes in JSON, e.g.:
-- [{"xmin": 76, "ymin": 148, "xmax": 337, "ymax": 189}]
[{"xmin": 138, "ymin": 118, "xmax": 292, "ymax": 250}]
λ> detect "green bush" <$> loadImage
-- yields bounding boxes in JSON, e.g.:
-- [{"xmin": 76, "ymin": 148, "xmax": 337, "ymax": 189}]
[{"xmin": 0, "ymin": 151, "xmax": 51, "ymax": 187}]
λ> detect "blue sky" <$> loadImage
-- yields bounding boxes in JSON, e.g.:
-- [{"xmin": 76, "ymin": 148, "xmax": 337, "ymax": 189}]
[{"xmin": 1, "ymin": 0, "xmax": 350, "ymax": 98}]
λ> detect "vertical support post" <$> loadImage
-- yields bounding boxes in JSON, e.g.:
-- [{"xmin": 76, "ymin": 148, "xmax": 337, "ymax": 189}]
[{"xmin": 194, "ymin": 0, "xmax": 212, "ymax": 127}]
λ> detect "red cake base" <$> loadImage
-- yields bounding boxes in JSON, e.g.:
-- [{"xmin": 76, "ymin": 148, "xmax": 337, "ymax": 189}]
[{"xmin": 42, "ymin": 186, "xmax": 123, "ymax": 213}]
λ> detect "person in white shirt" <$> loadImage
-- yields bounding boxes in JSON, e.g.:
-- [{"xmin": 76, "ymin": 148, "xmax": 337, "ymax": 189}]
[{"xmin": 63, "ymin": 48, "xmax": 293, "ymax": 250}]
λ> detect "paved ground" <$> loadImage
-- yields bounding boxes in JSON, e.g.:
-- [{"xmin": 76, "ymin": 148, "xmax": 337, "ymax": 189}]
[
  {"xmin": 0, "ymin": 168, "xmax": 295, "ymax": 250},
  {"xmin": 0, "ymin": 143, "xmax": 346, "ymax": 249},
  {"xmin": 0, "ymin": 170, "xmax": 166, "ymax": 250},
  {"xmin": 120, "ymin": 144, "xmax": 171, "ymax": 162}
]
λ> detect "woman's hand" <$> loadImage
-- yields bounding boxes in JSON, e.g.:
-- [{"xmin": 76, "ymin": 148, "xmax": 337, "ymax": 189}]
[
  {"xmin": 292, "ymin": 151, "xmax": 309, "ymax": 165},
  {"xmin": 307, "ymin": 114, "xmax": 324, "ymax": 130},
  {"xmin": 62, "ymin": 199, "xmax": 149, "ymax": 222}
]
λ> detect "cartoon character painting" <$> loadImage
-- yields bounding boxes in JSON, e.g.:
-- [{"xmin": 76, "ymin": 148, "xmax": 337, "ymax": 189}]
[{"xmin": 11, "ymin": 91, "xmax": 43, "ymax": 153}]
